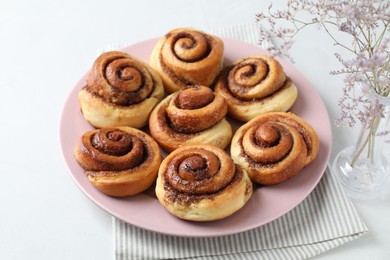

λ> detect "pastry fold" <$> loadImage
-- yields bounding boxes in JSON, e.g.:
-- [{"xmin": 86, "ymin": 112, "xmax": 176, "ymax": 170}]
[
  {"xmin": 74, "ymin": 127, "xmax": 161, "ymax": 197},
  {"xmin": 150, "ymin": 28, "xmax": 224, "ymax": 93},
  {"xmin": 155, "ymin": 144, "xmax": 253, "ymax": 221},
  {"xmin": 149, "ymin": 85, "xmax": 232, "ymax": 152},
  {"xmin": 79, "ymin": 51, "xmax": 164, "ymax": 128},
  {"xmin": 215, "ymin": 55, "xmax": 298, "ymax": 122},
  {"xmin": 231, "ymin": 112, "xmax": 319, "ymax": 185}
]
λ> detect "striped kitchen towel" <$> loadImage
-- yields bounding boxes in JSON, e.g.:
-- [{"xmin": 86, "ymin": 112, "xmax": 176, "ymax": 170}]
[
  {"xmin": 114, "ymin": 168, "xmax": 367, "ymax": 260},
  {"xmin": 114, "ymin": 23, "xmax": 368, "ymax": 260}
]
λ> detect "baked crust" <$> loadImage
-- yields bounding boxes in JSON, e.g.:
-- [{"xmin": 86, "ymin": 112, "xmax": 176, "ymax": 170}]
[
  {"xmin": 155, "ymin": 144, "xmax": 253, "ymax": 221},
  {"xmin": 79, "ymin": 51, "xmax": 164, "ymax": 128},
  {"xmin": 74, "ymin": 127, "xmax": 161, "ymax": 197},
  {"xmin": 149, "ymin": 85, "xmax": 232, "ymax": 152},
  {"xmin": 215, "ymin": 55, "xmax": 298, "ymax": 122},
  {"xmin": 150, "ymin": 28, "xmax": 224, "ymax": 93},
  {"xmin": 231, "ymin": 112, "xmax": 319, "ymax": 185}
]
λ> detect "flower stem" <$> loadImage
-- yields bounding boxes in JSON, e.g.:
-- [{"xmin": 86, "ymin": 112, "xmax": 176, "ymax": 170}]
[
  {"xmin": 351, "ymin": 127, "xmax": 371, "ymax": 167},
  {"xmin": 351, "ymin": 115, "xmax": 382, "ymax": 167}
]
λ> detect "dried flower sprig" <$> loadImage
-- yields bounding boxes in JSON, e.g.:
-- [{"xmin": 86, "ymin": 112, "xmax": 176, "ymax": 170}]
[
  {"xmin": 256, "ymin": 0, "xmax": 390, "ymax": 165},
  {"xmin": 256, "ymin": 0, "xmax": 390, "ymax": 129}
]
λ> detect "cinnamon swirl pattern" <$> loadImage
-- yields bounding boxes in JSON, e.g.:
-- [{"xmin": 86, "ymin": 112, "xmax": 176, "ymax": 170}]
[
  {"xmin": 231, "ymin": 112, "xmax": 320, "ymax": 185},
  {"xmin": 149, "ymin": 85, "xmax": 232, "ymax": 152},
  {"xmin": 215, "ymin": 55, "xmax": 298, "ymax": 122},
  {"xmin": 74, "ymin": 127, "xmax": 161, "ymax": 197},
  {"xmin": 78, "ymin": 51, "xmax": 164, "ymax": 128},
  {"xmin": 155, "ymin": 144, "xmax": 253, "ymax": 221},
  {"xmin": 150, "ymin": 28, "xmax": 224, "ymax": 93}
]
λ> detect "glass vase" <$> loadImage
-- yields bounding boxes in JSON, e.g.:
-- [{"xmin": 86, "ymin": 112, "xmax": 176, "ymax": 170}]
[{"xmin": 332, "ymin": 89, "xmax": 390, "ymax": 200}]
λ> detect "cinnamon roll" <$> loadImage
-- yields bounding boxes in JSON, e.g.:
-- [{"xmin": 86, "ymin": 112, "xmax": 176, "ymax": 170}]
[
  {"xmin": 150, "ymin": 28, "xmax": 224, "ymax": 93},
  {"xmin": 155, "ymin": 144, "xmax": 253, "ymax": 221},
  {"xmin": 214, "ymin": 55, "xmax": 298, "ymax": 122},
  {"xmin": 74, "ymin": 127, "xmax": 161, "ymax": 197},
  {"xmin": 149, "ymin": 85, "xmax": 232, "ymax": 152},
  {"xmin": 78, "ymin": 51, "xmax": 164, "ymax": 128},
  {"xmin": 231, "ymin": 112, "xmax": 320, "ymax": 185}
]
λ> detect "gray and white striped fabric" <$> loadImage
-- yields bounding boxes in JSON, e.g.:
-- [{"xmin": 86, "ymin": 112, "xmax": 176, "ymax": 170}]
[
  {"xmin": 114, "ymin": 169, "xmax": 367, "ymax": 260},
  {"xmin": 114, "ymin": 24, "xmax": 368, "ymax": 260}
]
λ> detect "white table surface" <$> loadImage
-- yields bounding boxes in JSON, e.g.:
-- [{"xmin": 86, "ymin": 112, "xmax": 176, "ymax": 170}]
[{"xmin": 1, "ymin": 0, "xmax": 389, "ymax": 259}]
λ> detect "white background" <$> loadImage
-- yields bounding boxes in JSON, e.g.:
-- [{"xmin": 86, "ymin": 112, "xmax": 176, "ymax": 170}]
[{"xmin": 0, "ymin": 0, "xmax": 389, "ymax": 259}]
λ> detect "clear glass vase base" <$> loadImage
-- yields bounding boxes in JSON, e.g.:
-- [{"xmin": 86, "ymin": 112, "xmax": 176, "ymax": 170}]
[{"xmin": 332, "ymin": 146, "xmax": 390, "ymax": 200}]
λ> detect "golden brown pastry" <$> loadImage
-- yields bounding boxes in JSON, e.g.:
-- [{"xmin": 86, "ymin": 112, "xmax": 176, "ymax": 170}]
[
  {"xmin": 149, "ymin": 85, "xmax": 232, "ymax": 152},
  {"xmin": 78, "ymin": 51, "xmax": 164, "ymax": 128},
  {"xmin": 215, "ymin": 55, "xmax": 298, "ymax": 122},
  {"xmin": 155, "ymin": 144, "xmax": 253, "ymax": 221},
  {"xmin": 230, "ymin": 112, "xmax": 320, "ymax": 185},
  {"xmin": 74, "ymin": 127, "xmax": 161, "ymax": 197},
  {"xmin": 150, "ymin": 28, "xmax": 224, "ymax": 93}
]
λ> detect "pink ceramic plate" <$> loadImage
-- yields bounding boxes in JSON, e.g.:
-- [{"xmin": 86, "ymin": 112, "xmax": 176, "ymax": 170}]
[{"xmin": 59, "ymin": 38, "xmax": 332, "ymax": 237}]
